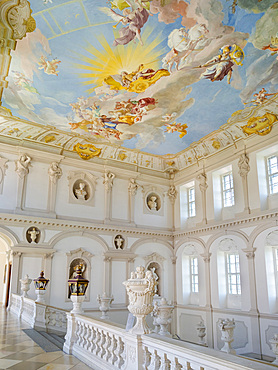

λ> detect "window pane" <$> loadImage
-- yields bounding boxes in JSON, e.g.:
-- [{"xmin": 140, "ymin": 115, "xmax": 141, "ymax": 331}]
[
  {"xmin": 268, "ymin": 156, "xmax": 278, "ymax": 194},
  {"xmin": 222, "ymin": 173, "xmax": 234, "ymax": 207},
  {"xmin": 227, "ymin": 253, "xmax": 241, "ymax": 295}
]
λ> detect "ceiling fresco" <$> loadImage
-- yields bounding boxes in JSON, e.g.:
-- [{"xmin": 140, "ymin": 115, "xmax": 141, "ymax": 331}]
[{"xmin": 2, "ymin": 0, "xmax": 278, "ymax": 155}]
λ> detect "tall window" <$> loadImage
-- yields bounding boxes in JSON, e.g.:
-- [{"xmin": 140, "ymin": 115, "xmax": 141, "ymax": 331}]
[
  {"xmin": 188, "ymin": 187, "xmax": 196, "ymax": 217},
  {"xmin": 222, "ymin": 172, "xmax": 234, "ymax": 207},
  {"xmin": 267, "ymin": 155, "xmax": 278, "ymax": 195},
  {"xmin": 226, "ymin": 253, "xmax": 241, "ymax": 295},
  {"xmin": 190, "ymin": 256, "xmax": 199, "ymax": 293}
]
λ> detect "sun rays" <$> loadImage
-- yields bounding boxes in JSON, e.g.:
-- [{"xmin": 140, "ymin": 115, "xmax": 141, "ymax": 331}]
[{"xmin": 72, "ymin": 26, "xmax": 166, "ymax": 95}]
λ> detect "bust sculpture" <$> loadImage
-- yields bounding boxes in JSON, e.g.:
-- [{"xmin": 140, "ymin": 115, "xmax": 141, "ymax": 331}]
[
  {"xmin": 148, "ymin": 196, "xmax": 157, "ymax": 211},
  {"xmin": 75, "ymin": 182, "xmax": 87, "ymax": 200}
]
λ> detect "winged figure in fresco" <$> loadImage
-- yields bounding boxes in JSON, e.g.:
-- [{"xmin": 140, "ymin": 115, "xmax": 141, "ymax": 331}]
[
  {"xmin": 38, "ymin": 56, "xmax": 61, "ymax": 76},
  {"xmin": 99, "ymin": 0, "xmax": 151, "ymax": 46},
  {"xmin": 199, "ymin": 44, "xmax": 244, "ymax": 84}
]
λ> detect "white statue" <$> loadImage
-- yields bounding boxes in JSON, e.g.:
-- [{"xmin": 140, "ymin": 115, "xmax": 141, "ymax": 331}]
[
  {"xmin": 75, "ymin": 182, "xmax": 87, "ymax": 200},
  {"xmin": 128, "ymin": 178, "xmax": 138, "ymax": 196},
  {"xmin": 15, "ymin": 154, "xmax": 31, "ymax": 179},
  {"xmin": 28, "ymin": 227, "xmax": 40, "ymax": 243},
  {"xmin": 167, "ymin": 185, "xmax": 177, "ymax": 203},
  {"xmin": 238, "ymin": 153, "xmax": 250, "ymax": 178},
  {"xmin": 115, "ymin": 235, "xmax": 124, "ymax": 249},
  {"xmin": 48, "ymin": 162, "xmax": 62, "ymax": 184},
  {"xmin": 103, "ymin": 171, "xmax": 115, "ymax": 191},
  {"xmin": 148, "ymin": 196, "xmax": 157, "ymax": 211},
  {"xmin": 197, "ymin": 172, "xmax": 208, "ymax": 192}
]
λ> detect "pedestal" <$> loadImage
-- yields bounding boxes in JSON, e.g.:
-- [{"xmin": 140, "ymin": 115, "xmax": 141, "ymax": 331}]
[
  {"xmin": 70, "ymin": 295, "xmax": 85, "ymax": 314},
  {"xmin": 35, "ymin": 289, "xmax": 46, "ymax": 304}
]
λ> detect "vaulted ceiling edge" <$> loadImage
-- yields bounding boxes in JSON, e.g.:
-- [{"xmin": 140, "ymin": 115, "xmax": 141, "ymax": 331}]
[{"xmin": 0, "ymin": 0, "xmax": 277, "ymax": 163}]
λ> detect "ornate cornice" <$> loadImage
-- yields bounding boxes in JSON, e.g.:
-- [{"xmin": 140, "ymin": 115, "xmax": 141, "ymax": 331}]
[
  {"xmin": 0, "ymin": 213, "xmax": 173, "ymax": 238},
  {"xmin": 1, "ymin": 208, "xmax": 278, "ymax": 242},
  {"xmin": 174, "ymin": 211, "xmax": 278, "ymax": 238}
]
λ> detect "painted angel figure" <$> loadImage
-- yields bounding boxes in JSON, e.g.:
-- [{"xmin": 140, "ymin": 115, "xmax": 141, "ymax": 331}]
[
  {"xmin": 38, "ymin": 56, "xmax": 61, "ymax": 76},
  {"xmin": 99, "ymin": 0, "xmax": 149, "ymax": 46}
]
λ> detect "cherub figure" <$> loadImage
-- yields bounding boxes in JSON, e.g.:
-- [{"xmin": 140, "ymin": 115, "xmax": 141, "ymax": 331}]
[{"xmin": 38, "ymin": 56, "xmax": 61, "ymax": 76}]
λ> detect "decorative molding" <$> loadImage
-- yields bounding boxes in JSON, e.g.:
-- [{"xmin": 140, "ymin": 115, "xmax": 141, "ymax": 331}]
[
  {"xmin": 143, "ymin": 252, "xmax": 166, "ymax": 265},
  {"xmin": 218, "ymin": 238, "xmax": 238, "ymax": 252},
  {"xmin": 6, "ymin": 0, "xmax": 36, "ymax": 40},
  {"xmin": 265, "ymin": 325, "xmax": 278, "ymax": 350},
  {"xmin": 66, "ymin": 248, "xmax": 94, "ymax": 259},
  {"xmin": 103, "ymin": 251, "xmax": 137, "ymax": 261}
]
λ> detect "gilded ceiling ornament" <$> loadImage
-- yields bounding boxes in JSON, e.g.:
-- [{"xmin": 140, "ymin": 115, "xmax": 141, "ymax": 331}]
[
  {"xmin": 73, "ymin": 143, "xmax": 101, "ymax": 160},
  {"xmin": 242, "ymin": 113, "xmax": 277, "ymax": 136}
]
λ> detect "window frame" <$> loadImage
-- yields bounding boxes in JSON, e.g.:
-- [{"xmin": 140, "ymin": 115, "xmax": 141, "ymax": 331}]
[
  {"xmin": 221, "ymin": 172, "xmax": 235, "ymax": 208},
  {"xmin": 190, "ymin": 256, "xmax": 199, "ymax": 294},
  {"xmin": 188, "ymin": 186, "xmax": 196, "ymax": 218},
  {"xmin": 266, "ymin": 155, "xmax": 278, "ymax": 196},
  {"xmin": 226, "ymin": 252, "xmax": 241, "ymax": 296}
]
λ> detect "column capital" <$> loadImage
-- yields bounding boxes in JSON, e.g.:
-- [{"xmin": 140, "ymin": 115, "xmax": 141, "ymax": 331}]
[
  {"xmin": 200, "ymin": 253, "xmax": 211, "ymax": 263},
  {"xmin": 171, "ymin": 256, "xmax": 177, "ymax": 265},
  {"xmin": 243, "ymin": 248, "xmax": 257, "ymax": 259}
]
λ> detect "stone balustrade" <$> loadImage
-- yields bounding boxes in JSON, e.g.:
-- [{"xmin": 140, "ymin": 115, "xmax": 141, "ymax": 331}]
[
  {"xmin": 8, "ymin": 293, "xmax": 67, "ymax": 335},
  {"xmin": 64, "ymin": 312, "xmax": 272, "ymax": 370}
]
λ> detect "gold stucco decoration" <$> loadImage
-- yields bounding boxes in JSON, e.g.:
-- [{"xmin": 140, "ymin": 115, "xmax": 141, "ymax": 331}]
[
  {"xmin": 242, "ymin": 113, "xmax": 277, "ymax": 136},
  {"xmin": 73, "ymin": 143, "xmax": 102, "ymax": 160}
]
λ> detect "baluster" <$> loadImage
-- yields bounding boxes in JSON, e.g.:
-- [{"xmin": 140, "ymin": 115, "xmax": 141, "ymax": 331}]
[
  {"xmin": 109, "ymin": 335, "xmax": 117, "ymax": 365},
  {"xmin": 100, "ymin": 330, "xmax": 106, "ymax": 358},
  {"xmin": 186, "ymin": 362, "xmax": 193, "ymax": 370},
  {"xmin": 75, "ymin": 321, "xmax": 81, "ymax": 346},
  {"xmin": 161, "ymin": 353, "xmax": 171, "ymax": 370},
  {"xmin": 52, "ymin": 310, "xmax": 57, "ymax": 327},
  {"xmin": 114, "ymin": 336, "xmax": 125, "ymax": 369},
  {"xmin": 90, "ymin": 327, "xmax": 96, "ymax": 353},
  {"xmin": 78, "ymin": 322, "xmax": 85, "ymax": 346},
  {"xmin": 83, "ymin": 324, "xmax": 89, "ymax": 349},
  {"xmin": 149, "ymin": 349, "xmax": 161, "ymax": 370},
  {"xmin": 171, "ymin": 357, "xmax": 183, "ymax": 370},
  {"xmin": 87, "ymin": 325, "xmax": 93, "ymax": 351},
  {"xmin": 143, "ymin": 346, "xmax": 151, "ymax": 369},
  {"xmin": 105, "ymin": 332, "xmax": 112, "ymax": 362},
  {"xmin": 95, "ymin": 329, "xmax": 101, "ymax": 356}
]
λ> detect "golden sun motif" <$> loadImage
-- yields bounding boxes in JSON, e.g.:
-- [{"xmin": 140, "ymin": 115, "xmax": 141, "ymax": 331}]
[{"xmin": 73, "ymin": 26, "xmax": 166, "ymax": 94}]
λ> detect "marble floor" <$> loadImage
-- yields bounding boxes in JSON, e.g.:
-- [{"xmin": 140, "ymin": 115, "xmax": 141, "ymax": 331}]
[{"xmin": 0, "ymin": 307, "xmax": 92, "ymax": 370}]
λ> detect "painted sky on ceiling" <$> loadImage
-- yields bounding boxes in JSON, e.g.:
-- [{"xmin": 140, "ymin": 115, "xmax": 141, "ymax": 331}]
[{"xmin": 2, "ymin": 0, "xmax": 278, "ymax": 155}]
